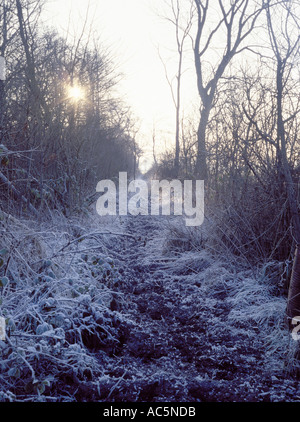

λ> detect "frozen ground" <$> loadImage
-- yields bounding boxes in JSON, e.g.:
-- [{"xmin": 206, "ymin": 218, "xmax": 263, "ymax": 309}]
[{"xmin": 0, "ymin": 209, "xmax": 299, "ymax": 402}]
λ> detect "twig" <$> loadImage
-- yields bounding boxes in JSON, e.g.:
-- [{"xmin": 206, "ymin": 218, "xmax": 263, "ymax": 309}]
[{"xmin": 106, "ymin": 370, "xmax": 127, "ymax": 400}]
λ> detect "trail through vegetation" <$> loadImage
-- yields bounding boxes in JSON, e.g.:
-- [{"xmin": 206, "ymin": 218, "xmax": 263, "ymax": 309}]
[{"xmin": 0, "ymin": 210, "xmax": 299, "ymax": 402}]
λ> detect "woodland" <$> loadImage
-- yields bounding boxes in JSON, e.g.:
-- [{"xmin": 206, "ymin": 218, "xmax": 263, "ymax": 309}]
[{"xmin": 0, "ymin": 0, "xmax": 299, "ymax": 403}]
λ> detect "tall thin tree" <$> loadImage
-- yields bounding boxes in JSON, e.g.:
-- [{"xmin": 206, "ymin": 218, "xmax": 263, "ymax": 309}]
[{"xmin": 193, "ymin": 0, "xmax": 263, "ymax": 180}]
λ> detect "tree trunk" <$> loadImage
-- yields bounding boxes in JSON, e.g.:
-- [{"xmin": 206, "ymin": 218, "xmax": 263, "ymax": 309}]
[
  {"xmin": 287, "ymin": 246, "xmax": 300, "ymax": 328},
  {"xmin": 275, "ymin": 55, "xmax": 300, "ymax": 330},
  {"xmin": 195, "ymin": 105, "xmax": 210, "ymax": 180},
  {"xmin": 0, "ymin": 78, "xmax": 4, "ymax": 128}
]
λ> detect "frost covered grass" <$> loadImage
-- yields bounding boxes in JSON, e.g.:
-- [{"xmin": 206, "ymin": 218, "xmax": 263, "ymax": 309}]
[
  {"xmin": 226, "ymin": 274, "xmax": 289, "ymax": 365},
  {"xmin": 0, "ymin": 210, "xmax": 134, "ymax": 401},
  {"xmin": 162, "ymin": 217, "xmax": 299, "ymax": 380},
  {"xmin": 1, "ymin": 208, "xmax": 299, "ymax": 402}
]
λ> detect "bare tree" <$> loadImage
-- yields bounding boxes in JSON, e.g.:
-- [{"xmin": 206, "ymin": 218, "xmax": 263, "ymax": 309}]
[
  {"xmin": 15, "ymin": 0, "xmax": 49, "ymax": 123},
  {"xmin": 193, "ymin": 0, "xmax": 263, "ymax": 179},
  {"xmin": 0, "ymin": 0, "xmax": 19, "ymax": 127},
  {"xmin": 158, "ymin": 0, "xmax": 194, "ymax": 177}
]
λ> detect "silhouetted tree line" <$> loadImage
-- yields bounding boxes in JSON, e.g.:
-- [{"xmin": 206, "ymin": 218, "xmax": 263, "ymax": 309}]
[
  {"xmin": 0, "ymin": 0, "xmax": 139, "ymax": 216},
  {"xmin": 152, "ymin": 0, "xmax": 300, "ymax": 269}
]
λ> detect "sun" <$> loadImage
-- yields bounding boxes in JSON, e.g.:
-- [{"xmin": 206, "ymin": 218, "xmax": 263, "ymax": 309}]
[{"xmin": 67, "ymin": 84, "xmax": 85, "ymax": 102}]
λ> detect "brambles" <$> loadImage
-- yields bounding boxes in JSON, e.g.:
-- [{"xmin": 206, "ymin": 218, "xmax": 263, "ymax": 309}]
[{"xmin": 0, "ymin": 213, "xmax": 133, "ymax": 401}]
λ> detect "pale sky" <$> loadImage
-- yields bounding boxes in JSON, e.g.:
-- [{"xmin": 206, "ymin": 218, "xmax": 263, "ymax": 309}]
[{"xmin": 42, "ymin": 0, "xmax": 199, "ymax": 172}]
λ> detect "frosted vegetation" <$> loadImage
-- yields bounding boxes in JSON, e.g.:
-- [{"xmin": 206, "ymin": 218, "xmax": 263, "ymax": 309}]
[
  {"xmin": 0, "ymin": 208, "xmax": 298, "ymax": 402},
  {"xmin": 0, "ymin": 0, "xmax": 299, "ymax": 402}
]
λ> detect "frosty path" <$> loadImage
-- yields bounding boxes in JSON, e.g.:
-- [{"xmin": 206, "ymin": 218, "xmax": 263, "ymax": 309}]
[
  {"xmin": 95, "ymin": 214, "xmax": 300, "ymax": 402},
  {"xmin": 1, "ymin": 212, "xmax": 299, "ymax": 402}
]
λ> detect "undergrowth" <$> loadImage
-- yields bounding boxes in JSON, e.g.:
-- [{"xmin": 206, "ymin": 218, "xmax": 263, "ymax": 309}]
[
  {"xmin": 0, "ymin": 210, "xmax": 133, "ymax": 401},
  {"xmin": 0, "ymin": 209, "xmax": 299, "ymax": 402},
  {"xmin": 163, "ymin": 216, "xmax": 299, "ymax": 380}
]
